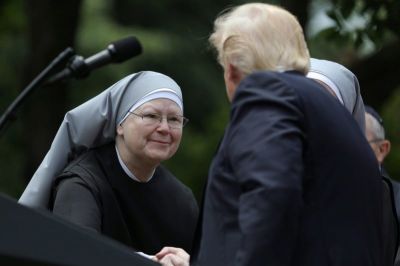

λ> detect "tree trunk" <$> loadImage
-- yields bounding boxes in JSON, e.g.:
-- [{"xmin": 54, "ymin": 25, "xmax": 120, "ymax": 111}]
[{"xmin": 22, "ymin": 0, "xmax": 82, "ymax": 183}]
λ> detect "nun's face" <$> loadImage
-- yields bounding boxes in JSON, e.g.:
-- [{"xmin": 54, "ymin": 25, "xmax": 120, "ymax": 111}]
[{"xmin": 117, "ymin": 99, "xmax": 183, "ymax": 166}]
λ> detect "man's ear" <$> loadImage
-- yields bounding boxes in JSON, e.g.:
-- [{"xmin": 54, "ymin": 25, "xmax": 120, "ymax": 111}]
[
  {"xmin": 378, "ymin": 140, "xmax": 391, "ymax": 163},
  {"xmin": 224, "ymin": 63, "xmax": 244, "ymax": 102},
  {"xmin": 226, "ymin": 63, "xmax": 243, "ymax": 86}
]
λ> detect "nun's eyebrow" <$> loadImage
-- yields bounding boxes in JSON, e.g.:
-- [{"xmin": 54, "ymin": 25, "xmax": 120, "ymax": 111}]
[{"xmin": 136, "ymin": 102, "xmax": 182, "ymax": 115}]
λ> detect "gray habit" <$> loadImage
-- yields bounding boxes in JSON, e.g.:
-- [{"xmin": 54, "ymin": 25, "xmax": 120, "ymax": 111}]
[{"xmin": 308, "ymin": 58, "xmax": 366, "ymax": 133}]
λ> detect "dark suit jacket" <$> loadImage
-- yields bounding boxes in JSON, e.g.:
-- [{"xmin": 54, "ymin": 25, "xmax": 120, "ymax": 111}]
[
  {"xmin": 381, "ymin": 168, "xmax": 400, "ymax": 266},
  {"xmin": 392, "ymin": 180, "xmax": 400, "ymax": 223},
  {"xmin": 382, "ymin": 167, "xmax": 400, "ymax": 223},
  {"xmin": 381, "ymin": 177, "xmax": 399, "ymax": 265},
  {"xmin": 193, "ymin": 71, "xmax": 383, "ymax": 266}
]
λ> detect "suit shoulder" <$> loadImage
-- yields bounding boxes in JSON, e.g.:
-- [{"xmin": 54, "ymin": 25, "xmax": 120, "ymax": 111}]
[
  {"xmin": 238, "ymin": 71, "xmax": 315, "ymax": 95},
  {"xmin": 234, "ymin": 71, "xmax": 310, "ymax": 111}
]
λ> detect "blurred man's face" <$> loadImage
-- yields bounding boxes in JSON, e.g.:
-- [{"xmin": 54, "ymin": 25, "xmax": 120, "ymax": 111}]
[{"xmin": 365, "ymin": 113, "xmax": 390, "ymax": 164}]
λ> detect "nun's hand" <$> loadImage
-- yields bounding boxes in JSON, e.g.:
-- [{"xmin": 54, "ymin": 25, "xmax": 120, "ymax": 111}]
[{"xmin": 154, "ymin": 247, "xmax": 190, "ymax": 266}]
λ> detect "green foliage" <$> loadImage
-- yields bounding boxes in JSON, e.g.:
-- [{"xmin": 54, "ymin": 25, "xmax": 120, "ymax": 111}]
[
  {"xmin": 307, "ymin": 26, "xmax": 358, "ymax": 63},
  {"xmin": 327, "ymin": 0, "xmax": 400, "ymax": 49},
  {"xmin": 0, "ymin": 0, "xmax": 28, "ymax": 197},
  {"xmin": 0, "ymin": 0, "xmax": 27, "ymax": 103},
  {"xmin": 0, "ymin": 0, "xmax": 25, "ymax": 33},
  {"xmin": 382, "ymin": 87, "xmax": 400, "ymax": 181}
]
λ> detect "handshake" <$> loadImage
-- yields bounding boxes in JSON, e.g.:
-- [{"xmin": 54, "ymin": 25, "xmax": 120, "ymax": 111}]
[{"xmin": 137, "ymin": 247, "xmax": 190, "ymax": 266}]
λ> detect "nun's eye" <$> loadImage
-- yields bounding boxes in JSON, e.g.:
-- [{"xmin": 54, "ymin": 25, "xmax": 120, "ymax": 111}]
[
  {"xmin": 167, "ymin": 115, "xmax": 182, "ymax": 126},
  {"xmin": 129, "ymin": 112, "xmax": 188, "ymax": 129},
  {"xmin": 142, "ymin": 113, "xmax": 162, "ymax": 123}
]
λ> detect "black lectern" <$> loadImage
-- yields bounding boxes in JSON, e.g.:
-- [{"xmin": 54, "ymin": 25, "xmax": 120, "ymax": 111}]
[{"xmin": 0, "ymin": 194, "xmax": 158, "ymax": 265}]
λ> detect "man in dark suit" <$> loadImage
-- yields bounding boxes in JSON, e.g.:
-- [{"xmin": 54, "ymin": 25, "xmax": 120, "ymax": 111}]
[
  {"xmin": 365, "ymin": 105, "xmax": 400, "ymax": 265},
  {"xmin": 191, "ymin": 3, "xmax": 383, "ymax": 266},
  {"xmin": 365, "ymin": 105, "xmax": 400, "ymax": 219}
]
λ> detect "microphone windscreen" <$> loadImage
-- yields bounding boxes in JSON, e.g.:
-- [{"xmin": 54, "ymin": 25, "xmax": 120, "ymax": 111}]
[{"xmin": 111, "ymin": 36, "xmax": 143, "ymax": 63}]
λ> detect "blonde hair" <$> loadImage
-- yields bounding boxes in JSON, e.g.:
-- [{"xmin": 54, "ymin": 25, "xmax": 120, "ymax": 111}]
[{"xmin": 209, "ymin": 3, "xmax": 310, "ymax": 75}]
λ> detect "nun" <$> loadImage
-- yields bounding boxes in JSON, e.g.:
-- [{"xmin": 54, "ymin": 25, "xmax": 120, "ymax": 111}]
[
  {"xmin": 18, "ymin": 71, "xmax": 198, "ymax": 257},
  {"xmin": 307, "ymin": 58, "xmax": 366, "ymax": 132}
]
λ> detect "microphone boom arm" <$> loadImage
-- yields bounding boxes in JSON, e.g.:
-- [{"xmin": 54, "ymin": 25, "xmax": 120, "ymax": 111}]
[
  {"xmin": 46, "ymin": 36, "xmax": 142, "ymax": 85},
  {"xmin": 0, "ymin": 47, "xmax": 75, "ymax": 136},
  {"xmin": 0, "ymin": 36, "xmax": 142, "ymax": 137}
]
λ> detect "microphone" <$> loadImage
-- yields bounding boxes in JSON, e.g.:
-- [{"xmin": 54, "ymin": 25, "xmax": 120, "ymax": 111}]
[{"xmin": 46, "ymin": 36, "xmax": 142, "ymax": 84}]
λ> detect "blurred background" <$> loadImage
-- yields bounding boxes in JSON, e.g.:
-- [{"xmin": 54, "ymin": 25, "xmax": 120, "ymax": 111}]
[{"xmin": 0, "ymin": 0, "xmax": 399, "ymax": 202}]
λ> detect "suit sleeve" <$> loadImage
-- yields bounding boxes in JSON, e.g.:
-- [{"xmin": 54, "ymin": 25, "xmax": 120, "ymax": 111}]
[
  {"xmin": 52, "ymin": 177, "xmax": 102, "ymax": 232},
  {"xmin": 227, "ymin": 73, "xmax": 305, "ymax": 266}
]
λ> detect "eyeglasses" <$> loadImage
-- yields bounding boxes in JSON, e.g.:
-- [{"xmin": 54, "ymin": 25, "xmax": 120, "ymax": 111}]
[{"xmin": 129, "ymin": 112, "xmax": 189, "ymax": 129}]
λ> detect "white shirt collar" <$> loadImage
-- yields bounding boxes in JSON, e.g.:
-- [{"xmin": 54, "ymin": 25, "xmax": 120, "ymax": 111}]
[{"xmin": 115, "ymin": 145, "xmax": 154, "ymax": 183}]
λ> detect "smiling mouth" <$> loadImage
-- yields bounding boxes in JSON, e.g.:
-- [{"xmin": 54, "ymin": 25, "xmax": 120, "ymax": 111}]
[{"xmin": 150, "ymin": 140, "xmax": 170, "ymax": 145}]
